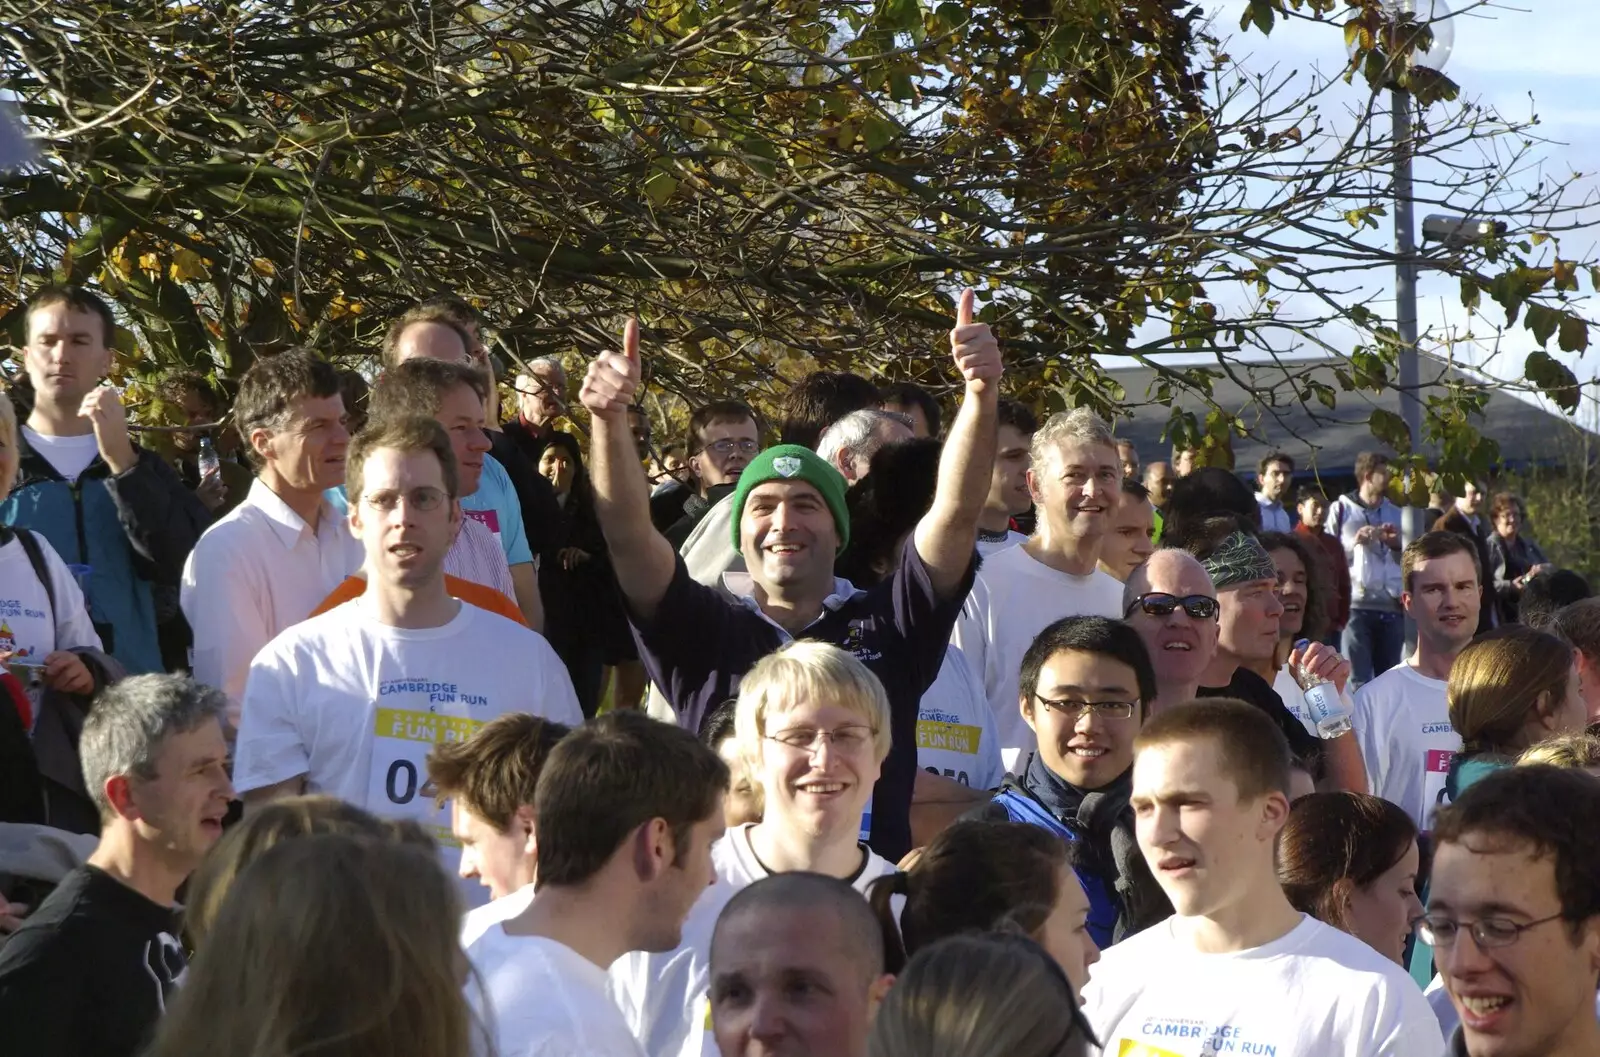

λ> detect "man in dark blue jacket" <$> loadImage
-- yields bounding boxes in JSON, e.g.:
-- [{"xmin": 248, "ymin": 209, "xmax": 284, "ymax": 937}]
[
  {"xmin": 1, "ymin": 287, "xmax": 209, "ymax": 674},
  {"xmin": 969, "ymin": 615, "xmax": 1170, "ymax": 948}
]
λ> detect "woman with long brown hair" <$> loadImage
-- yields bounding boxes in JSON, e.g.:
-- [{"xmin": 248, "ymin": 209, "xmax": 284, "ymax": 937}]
[
  {"xmin": 1277, "ymin": 792, "xmax": 1423, "ymax": 966},
  {"xmin": 145, "ymin": 833, "xmax": 485, "ymax": 1057}
]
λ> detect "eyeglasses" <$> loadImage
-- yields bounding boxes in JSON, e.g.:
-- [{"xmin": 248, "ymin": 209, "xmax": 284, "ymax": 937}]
[
  {"xmin": 360, "ymin": 486, "xmax": 449, "ymax": 512},
  {"xmin": 1031, "ymin": 694, "xmax": 1137, "ymax": 720},
  {"xmin": 1418, "ymin": 912, "xmax": 1565, "ymax": 950},
  {"xmin": 1125, "ymin": 592, "xmax": 1220, "ymax": 620},
  {"xmin": 699, "ymin": 438, "xmax": 759, "ymax": 458},
  {"xmin": 764, "ymin": 724, "xmax": 875, "ymax": 753}
]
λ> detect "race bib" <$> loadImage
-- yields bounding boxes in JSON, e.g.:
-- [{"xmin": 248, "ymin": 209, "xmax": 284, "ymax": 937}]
[
  {"xmin": 917, "ymin": 717, "xmax": 983, "ymax": 756},
  {"xmin": 1422, "ymin": 748, "xmax": 1456, "ymax": 830},
  {"xmin": 463, "ymin": 507, "xmax": 502, "ymax": 542},
  {"xmin": 1118, "ymin": 1043, "xmax": 1183, "ymax": 1057},
  {"xmin": 367, "ymin": 707, "xmax": 484, "ymax": 842}
]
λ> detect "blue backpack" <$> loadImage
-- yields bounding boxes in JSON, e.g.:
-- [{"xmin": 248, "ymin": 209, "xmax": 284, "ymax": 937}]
[{"xmin": 992, "ymin": 787, "xmax": 1121, "ymax": 949}]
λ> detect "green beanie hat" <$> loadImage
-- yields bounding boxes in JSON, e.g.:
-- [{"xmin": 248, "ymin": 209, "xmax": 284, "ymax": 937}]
[{"xmin": 730, "ymin": 444, "xmax": 851, "ymax": 553}]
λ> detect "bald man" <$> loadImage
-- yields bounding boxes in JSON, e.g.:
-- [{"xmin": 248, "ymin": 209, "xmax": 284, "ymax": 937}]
[
  {"xmin": 1120, "ymin": 549, "xmax": 1221, "ymax": 713},
  {"xmin": 708, "ymin": 873, "xmax": 894, "ymax": 1057}
]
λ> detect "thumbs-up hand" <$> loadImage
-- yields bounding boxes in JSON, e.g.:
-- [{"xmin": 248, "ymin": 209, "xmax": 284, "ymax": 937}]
[
  {"xmin": 949, "ymin": 288, "xmax": 1001, "ymax": 390},
  {"xmin": 580, "ymin": 318, "xmax": 642, "ymax": 422}
]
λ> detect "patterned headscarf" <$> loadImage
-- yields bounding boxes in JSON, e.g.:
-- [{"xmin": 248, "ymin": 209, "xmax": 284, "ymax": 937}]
[{"xmin": 1203, "ymin": 531, "xmax": 1278, "ymax": 590}]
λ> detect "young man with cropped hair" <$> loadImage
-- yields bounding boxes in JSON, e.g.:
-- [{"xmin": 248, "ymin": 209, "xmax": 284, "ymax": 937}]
[
  {"xmin": 1255, "ymin": 451, "xmax": 1295, "ymax": 533},
  {"xmin": 233, "ymin": 417, "xmax": 580, "ymax": 902},
  {"xmin": 426, "ymin": 712, "xmax": 572, "ymax": 944},
  {"xmin": 1426, "ymin": 765, "xmax": 1600, "ymax": 1056},
  {"xmin": 1084, "ymin": 698, "xmax": 1444, "ymax": 1056},
  {"xmin": 953, "ymin": 406, "xmax": 1126, "ymax": 771},
  {"xmin": 1354, "ymin": 530, "xmax": 1483, "ymax": 832},
  {"xmin": 472, "ymin": 710, "xmax": 729, "ymax": 1057}
]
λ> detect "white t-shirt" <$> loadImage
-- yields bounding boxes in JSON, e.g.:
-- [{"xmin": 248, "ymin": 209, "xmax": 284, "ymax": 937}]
[
  {"xmin": 462, "ymin": 883, "xmax": 536, "ymax": 949},
  {"xmin": 1083, "ymin": 915, "xmax": 1446, "ymax": 1057},
  {"xmin": 607, "ymin": 823, "xmax": 898, "ymax": 1057},
  {"xmin": 233, "ymin": 597, "xmax": 581, "ymax": 903},
  {"xmin": 469, "ymin": 929, "xmax": 645, "ymax": 1057},
  {"xmin": 0, "ymin": 531, "xmax": 102, "ymax": 665},
  {"xmin": 950, "ymin": 543, "xmax": 1124, "ymax": 771},
  {"xmin": 1352, "ymin": 663, "xmax": 1458, "ymax": 832},
  {"xmin": 976, "ymin": 529, "xmax": 1026, "ymax": 557},
  {"xmin": 21, "ymin": 426, "xmax": 99, "ymax": 483},
  {"xmin": 918, "ymin": 644, "xmax": 1005, "ymax": 789}
]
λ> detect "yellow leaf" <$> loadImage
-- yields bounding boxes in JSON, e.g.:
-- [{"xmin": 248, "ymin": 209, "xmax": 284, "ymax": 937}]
[
  {"xmin": 169, "ymin": 247, "xmax": 207, "ymax": 282},
  {"xmin": 137, "ymin": 251, "xmax": 161, "ymax": 275},
  {"xmin": 251, "ymin": 258, "xmax": 277, "ymax": 278}
]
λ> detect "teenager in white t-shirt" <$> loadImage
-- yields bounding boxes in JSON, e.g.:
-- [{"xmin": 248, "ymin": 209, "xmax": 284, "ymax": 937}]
[
  {"xmin": 952, "ymin": 409, "xmax": 1125, "ymax": 771},
  {"xmin": 233, "ymin": 418, "xmax": 581, "ymax": 901},
  {"xmin": 424, "ymin": 713, "xmax": 573, "ymax": 947},
  {"xmin": 467, "ymin": 711, "xmax": 730, "ymax": 1057},
  {"xmin": 608, "ymin": 641, "xmax": 900, "ymax": 1057},
  {"xmin": 1353, "ymin": 533, "xmax": 1482, "ymax": 832},
  {"xmin": 1083, "ymin": 699, "xmax": 1445, "ymax": 1057}
]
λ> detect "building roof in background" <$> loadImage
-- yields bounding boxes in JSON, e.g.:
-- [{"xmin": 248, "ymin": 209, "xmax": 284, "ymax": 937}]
[{"xmin": 1105, "ymin": 353, "xmax": 1588, "ymax": 476}]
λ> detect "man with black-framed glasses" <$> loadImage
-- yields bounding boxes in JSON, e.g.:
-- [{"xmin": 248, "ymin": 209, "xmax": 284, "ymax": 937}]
[
  {"xmin": 657, "ymin": 400, "xmax": 762, "ymax": 547},
  {"xmin": 1426, "ymin": 765, "xmax": 1600, "ymax": 1056},
  {"xmin": 232, "ymin": 416, "xmax": 581, "ymax": 908},
  {"xmin": 968, "ymin": 615, "xmax": 1172, "ymax": 949}
]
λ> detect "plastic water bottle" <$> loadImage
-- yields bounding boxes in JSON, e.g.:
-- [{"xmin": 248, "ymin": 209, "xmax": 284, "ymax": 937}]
[
  {"xmin": 197, "ymin": 436, "xmax": 221, "ymax": 481},
  {"xmin": 1293, "ymin": 638, "xmax": 1353, "ymax": 739}
]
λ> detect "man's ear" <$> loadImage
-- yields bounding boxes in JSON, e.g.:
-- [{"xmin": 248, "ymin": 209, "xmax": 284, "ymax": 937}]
[
  {"xmin": 1020, "ymin": 693, "xmax": 1039, "ymax": 735},
  {"xmin": 631, "ymin": 816, "xmax": 673, "ymax": 883},
  {"xmin": 514, "ymin": 804, "xmax": 537, "ymax": 855},
  {"xmin": 866, "ymin": 973, "xmax": 895, "ymax": 1020},
  {"xmin": 103, "ymin": 774, "xmax": 140, "ymax": 822},
  {"xmin": 249, "ymin": 427, "xmax": 275, "ymax": 466},
  {"xmin": 1257, "ymin": 790, "xmax": 1290, "ymax": 841},
  {"xmin": 1026, "ymin": 468, "xmax": 1043, "ymax": 505}
]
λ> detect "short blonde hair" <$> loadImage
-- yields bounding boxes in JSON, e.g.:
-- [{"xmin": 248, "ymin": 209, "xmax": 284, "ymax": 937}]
[
  {"xmin": 735, "ymin": 641, "xmax": 892, "ymax": 765},
  {"xmin": 1518, "ymin": 733, "xmax": 1600, "ymax": 771},
  {"xmin": 0, "ymin": 391, "xmax": 16, "ymax": 498},
  {"xmin": 1030, "ymin": 407, "xmax": 1116, "ymax": 472}
]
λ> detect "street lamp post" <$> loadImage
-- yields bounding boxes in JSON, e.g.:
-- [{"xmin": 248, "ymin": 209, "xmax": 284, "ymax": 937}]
[{"xmin": 1382, "ymin": 0, "xmax": 1453, "ymax": 549}]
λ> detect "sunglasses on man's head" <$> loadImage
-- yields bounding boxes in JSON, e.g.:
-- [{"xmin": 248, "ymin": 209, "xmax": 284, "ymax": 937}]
[{"xmin": 1125, "ymin": 592, "xmax": 1220, "ymax": 620}]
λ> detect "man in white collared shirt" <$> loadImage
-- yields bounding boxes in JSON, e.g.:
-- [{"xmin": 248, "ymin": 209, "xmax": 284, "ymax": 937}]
[
  {"xmin": 1255, "ymin": 450, "xmax": 1295, "ymax": 533},
  {"xmin": 180, "ymin": 351, "xmax": 362, "ymax": 720}
]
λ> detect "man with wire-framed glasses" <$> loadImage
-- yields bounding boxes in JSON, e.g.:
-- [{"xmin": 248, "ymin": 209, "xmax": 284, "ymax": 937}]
[
  {"xmin": 1424, "ymin": 765, "xmax": 1600, "ymax": 1056},
  {"xmin": 657, "ymin": 400, "xmax": 762, "ymax": 548},
  {"xmin": 968, "ymin": 615, "xmax": 1172, "ymax": 950}
]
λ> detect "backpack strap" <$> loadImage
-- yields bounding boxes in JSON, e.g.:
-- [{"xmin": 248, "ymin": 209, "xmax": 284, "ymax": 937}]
[
  {"xmin": 15, "ymin": 528, "xmax": 57, "ymax": 634},
  {"xmin": 992, "ymin": 787, "xmax": 1078, "ymax": 843}
]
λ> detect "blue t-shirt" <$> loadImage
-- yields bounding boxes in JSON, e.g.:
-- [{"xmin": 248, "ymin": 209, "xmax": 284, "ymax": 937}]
[{"xmin": 325, "ymin": 454, "xmax": 532, "ymax": 567}]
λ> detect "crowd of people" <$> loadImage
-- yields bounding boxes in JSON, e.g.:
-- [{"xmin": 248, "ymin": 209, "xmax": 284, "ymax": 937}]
[{"xmin": 0, "ymin": 283, "xmax": 1597, "ymax": 1057}]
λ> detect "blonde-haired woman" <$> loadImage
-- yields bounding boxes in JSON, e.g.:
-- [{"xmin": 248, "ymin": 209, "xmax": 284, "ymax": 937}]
[
  {"xmin": 612, "ymin": 640, "xmax": 900, "ymax": 1057},
  {"xmin": 0, "ymin": 389, "xmax": 114, "ymax": 831},
  {"xmin": 1518, "ymin": 731, "xmax": 1600, "ymax": 776},
  {"xmin": 1446, "ymin": 625, "xmax": 1588, "ymax": 801}
]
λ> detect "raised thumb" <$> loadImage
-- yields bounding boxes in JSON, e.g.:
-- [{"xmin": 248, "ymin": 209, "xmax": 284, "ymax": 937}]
[
  {"xmin": 956, "ymin": 287, "xmax": 975, "ymax": 328},
  {"xmin": 623, "ymin": 317, "xmax": 640, "ymax": 366}
]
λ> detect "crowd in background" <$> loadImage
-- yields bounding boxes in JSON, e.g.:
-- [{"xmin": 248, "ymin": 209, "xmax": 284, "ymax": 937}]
[{"xmin": 0, "ymin": 284, "xmax": 1597, "ymax": 1057}]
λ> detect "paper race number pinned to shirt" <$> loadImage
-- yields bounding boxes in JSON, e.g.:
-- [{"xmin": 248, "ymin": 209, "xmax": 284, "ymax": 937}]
[
  {"xmin": 1422, "ymin": 748, "xmax": 1456, "ymax": 830},
  {"xmin": 368, "ymin": 707, "xmax": 484, "ymax": 836}
]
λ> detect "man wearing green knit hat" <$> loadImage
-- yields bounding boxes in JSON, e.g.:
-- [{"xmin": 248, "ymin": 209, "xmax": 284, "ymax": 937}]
[{"xmin": 576, "ymin": 291, "xmax": 1002, "ymax": 868}]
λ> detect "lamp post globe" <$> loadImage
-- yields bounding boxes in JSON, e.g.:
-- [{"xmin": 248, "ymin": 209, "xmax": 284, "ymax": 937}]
[{"xmin": 1384, "ymin": 0, "xmax": 1454, "ymax": 72}]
